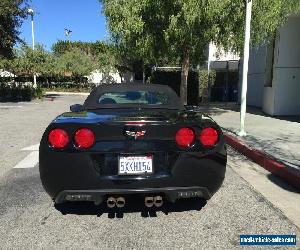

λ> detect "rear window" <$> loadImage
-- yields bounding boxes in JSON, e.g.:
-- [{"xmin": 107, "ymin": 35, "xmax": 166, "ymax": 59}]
[{"xmin": 98, "ymin": 91, "xmax": 169, "ymax": 105}]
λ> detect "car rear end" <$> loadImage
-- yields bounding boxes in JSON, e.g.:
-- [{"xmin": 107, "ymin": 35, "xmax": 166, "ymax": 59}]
[{"xmin": 39, "ymin": 110, "xmax": 227, "ymax": 207}]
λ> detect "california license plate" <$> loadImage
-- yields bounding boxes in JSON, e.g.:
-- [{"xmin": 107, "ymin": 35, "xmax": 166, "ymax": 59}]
[{"xmin": 118, "ymin": 155, "xmax": 153, "ymax": 175}]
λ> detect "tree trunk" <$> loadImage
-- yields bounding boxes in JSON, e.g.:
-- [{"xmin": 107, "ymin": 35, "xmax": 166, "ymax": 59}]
[
  {"xmin": 46, "ymin": 78, "xmax": 50, "ymax": 88},
  {"xmin": 180, "ymin": 48, "xmax": 189, "ymax": 105},
  {"xmin": 142, "ymin": 63, "xmax": 145, "ymax": 84}
]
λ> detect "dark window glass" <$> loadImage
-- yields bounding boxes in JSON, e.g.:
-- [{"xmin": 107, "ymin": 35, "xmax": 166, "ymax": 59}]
[{"xmin": 98, "ymin": 91, "xmax": 169, "ymax": 105}]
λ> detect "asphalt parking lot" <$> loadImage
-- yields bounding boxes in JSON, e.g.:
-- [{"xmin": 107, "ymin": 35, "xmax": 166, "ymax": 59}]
[{"xmin": 0, "ymin": 95, "xmax": 299, "ymax": 249}]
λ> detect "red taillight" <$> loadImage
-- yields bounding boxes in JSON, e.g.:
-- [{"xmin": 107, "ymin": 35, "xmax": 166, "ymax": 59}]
[
  {"xmin": 74, "ymin": 128, "xmax": 95, "ymax": 149},
  {"xmin": 199, "ymin": 127, "xmax": 219, "ymax": 147},
  {"xmin": 48, "ymin": 128, "xmax": 69, "ymax": 149},
  {"xmin": 175, "ymin": 128, "xmax": 195, "ymax": 148}
]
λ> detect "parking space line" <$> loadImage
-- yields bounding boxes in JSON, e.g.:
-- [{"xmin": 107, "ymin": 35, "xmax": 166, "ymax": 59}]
[
  {"xmin": 21, "ymin": 144, "xmax": 40, "ymax": 151},
  {"xmin": 0, "ymin": 106, "xmax": 23, "ymax": 108},
  {"xmin": 13, "ymin": 151, "xmax": 39, "ymax": 169}
]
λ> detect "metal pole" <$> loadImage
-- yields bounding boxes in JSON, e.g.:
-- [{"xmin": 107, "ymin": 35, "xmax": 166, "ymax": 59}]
[
  {"xmin": 207, "ymin": 42, "xmax": 212, "ymax": 102},
  {"xmin": 207, "ymin": 42, "xmax": 211, "ymax": 74},
  {"xmin": 225, "ymin": 61, "xmax": 229, "ymax": 103},
  {"xmin": 31, "ymin": 15, "xmax": 35, "ymax": 50},
  {"xmin": 29, "ymin": 9, "xmax": 37, "ymax": 88},
  {"xmin": 238, "ymin": 0, "xmax": 253, "ymax": 137}
]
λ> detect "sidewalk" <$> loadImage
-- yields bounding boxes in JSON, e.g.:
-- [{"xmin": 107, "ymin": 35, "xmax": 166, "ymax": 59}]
[{"xmin": 197, "ymin": 103, "xmax": 300, "ymax": 188}]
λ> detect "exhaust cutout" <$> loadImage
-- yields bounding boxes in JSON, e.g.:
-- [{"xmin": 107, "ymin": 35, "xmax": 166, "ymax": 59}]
[
  {"xmin": 154, "ymin": 196, "xmax": 163, "ymax": 207},
  {"xmin": 145, "ymin": 196, "xmax": 154, "ymax": 208},
  {"xmin": 107, "ymin": 197, "xmax": 116, "ymax": 208},
  {"xmin": 116, "ymin": 197, "xmax": 125, "ymax": 208}
]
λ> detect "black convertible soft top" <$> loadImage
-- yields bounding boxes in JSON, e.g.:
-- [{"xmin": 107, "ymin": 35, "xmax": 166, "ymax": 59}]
[{"xmin": 83, "ymin": 83, "xmax": 184, "ymax": 110}]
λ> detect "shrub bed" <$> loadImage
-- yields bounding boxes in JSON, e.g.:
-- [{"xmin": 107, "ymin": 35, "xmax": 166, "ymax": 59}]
[
  {"xmin": 41, "ymin": 82, "xmax": 95, "ymax": 93},
  {"xmin": 0, "ymin": 83, "xmax": 43, "ymax": 102}
]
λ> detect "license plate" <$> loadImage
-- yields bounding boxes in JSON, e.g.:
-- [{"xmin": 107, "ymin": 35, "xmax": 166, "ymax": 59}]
[{"xmin": 118, "ymin": 155, "xmax": 153, "ymax": 175}]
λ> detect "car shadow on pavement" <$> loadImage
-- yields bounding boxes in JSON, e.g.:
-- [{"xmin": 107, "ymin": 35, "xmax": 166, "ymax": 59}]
[
  {"xmin": 43, "ymin": 94, "xmax": 61, "ymax": 101},
  {"xmin": 54, "ymin": 196, "xmax": 207, "ymax": 218},
  {"xmin": 267, "ymin": 173, "xmax": 300, "ymax": 194},
  {"xmin": 229, "ymin": 147, "xmax": 300, "ymax": 194}
]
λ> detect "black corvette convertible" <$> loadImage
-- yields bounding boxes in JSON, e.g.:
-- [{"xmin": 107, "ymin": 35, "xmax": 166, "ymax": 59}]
[{"xmin": 39, "ymin": 84, "xmax": 227, "ymax": 208}]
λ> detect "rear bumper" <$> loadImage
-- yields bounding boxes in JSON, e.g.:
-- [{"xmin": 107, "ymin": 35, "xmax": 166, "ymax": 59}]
[
  {"xmin": 55, "ymin": 186, "xmax": 211, "ymax": 204},
  {"xmin": 40, "ymin": 146, "xmax": 227, "ymax": 203}
]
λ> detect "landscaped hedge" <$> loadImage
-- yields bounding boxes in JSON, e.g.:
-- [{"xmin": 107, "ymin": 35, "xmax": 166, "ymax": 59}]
[
  {"xmin": 39, "ymin": 76, "xmax": 90, "ymax": 89},
  {"xmin": 0, "ymin": 75, "xmax": 95, "ymax": 97},
  {"xmin": 42, "ymin": 81, "xmax": 95, "ymax": 91},
  {"xmin": 0, "ymin": 83, "xmax": 43, "ymax": 102}
]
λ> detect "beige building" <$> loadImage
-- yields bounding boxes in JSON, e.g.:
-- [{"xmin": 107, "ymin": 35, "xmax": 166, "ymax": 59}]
[{"xmin": 240, "ymin": 13, "xmax": 300, "ymax": 116}]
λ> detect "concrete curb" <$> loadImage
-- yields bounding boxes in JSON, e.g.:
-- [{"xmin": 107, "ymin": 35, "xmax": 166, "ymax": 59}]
[
  {"xmin": 45, "ymin": 91, "xmax": 89, "ymax": 96},
  {"xmin": 224, "ymin": 133, "xmax": 300, "ymax": 190}
]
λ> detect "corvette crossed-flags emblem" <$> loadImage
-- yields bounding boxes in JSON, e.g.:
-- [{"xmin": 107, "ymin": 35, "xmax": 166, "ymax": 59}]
[{"xmin": 125, "ymin": 130, "xmax": 146, "ymax": 139}]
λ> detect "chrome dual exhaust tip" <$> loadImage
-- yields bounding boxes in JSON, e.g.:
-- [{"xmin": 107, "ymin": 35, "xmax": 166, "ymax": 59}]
[
  {"xmin": 107, "ymin": 197, "xmax": 125, "ymax": 208},
  {"xmin": 145, "ymin": 196, "xmax": 163, "ymax": 208},
  {"xmin": 116, "ymin": 197, "xmax": 125, "ymax": 208},
  {"xmin": 107, "ymin": 197, "xmax": 116, "ymax": 208},
  {"xmin": 145, "ymin": 196, "xmax": 154, "ymax": 208},
  {"xmin": 107, "ymin": 196, "xmax": 162, "ymax": 208},
  {"xmin": 154, "ymin": 196, "xmax": 163, "ymax": 207}
]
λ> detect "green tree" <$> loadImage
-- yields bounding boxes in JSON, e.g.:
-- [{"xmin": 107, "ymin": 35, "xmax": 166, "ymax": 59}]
[
  {"xmin": 55, "ymin": 47, "xmax": 96, "ymax": 77},
  {"xmin": 52, "ymin": 40, "xmax": 114, "ymax": 57},
  {"xmin": 0, "ymin": 0, "xmax": 29, "ymax": 58},
  {"xmin": 52, "ymin": 40, "xmax": 120, "ymax": 73},
  {"xmin": 4, "ymin": 45, "xmax": 52, "ymax": 77},
  {"xmin": 0, "ymin": 44, "xmax": 58, "ymax": 89},
  {"xmin": 0, "ymin": 42, "xmax": 116, "ymax": 82},
  {"xmin": 101, "ymin": 0, "xmax": 300, "ymax": 104}
]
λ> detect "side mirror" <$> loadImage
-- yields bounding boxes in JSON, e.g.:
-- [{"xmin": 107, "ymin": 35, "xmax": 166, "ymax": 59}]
[
  {"xmin": 185, "ymin": 105, "xmax": 194, "ymax": 111},
  {"xmin": 185, "ymin": 105, "xmax": 200, "ymax": 112},
  {"xmin": 70, "ymin": 104, "xmax": 83, "ymax": 112}
]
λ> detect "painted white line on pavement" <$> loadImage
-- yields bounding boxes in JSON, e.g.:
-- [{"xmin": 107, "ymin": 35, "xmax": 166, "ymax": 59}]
[
  {"xmin": 19, "ymin": 102, "xmax": 40, "ymax": 105},
  {"xmin": 21, "ymin": 143, "xmax": 40, "ymax": 151},
  {"xmin": 13, "ymin": 151, "xmax": 39, "ymax": 169},
  {"xmin": 0, "ymin": 105, "xmax": 23, "ymax": 108}
]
